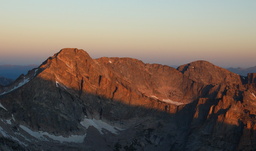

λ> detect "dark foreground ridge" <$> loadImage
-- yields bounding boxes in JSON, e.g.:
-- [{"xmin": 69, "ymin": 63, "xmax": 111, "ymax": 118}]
[{"xmin": 0, "ymin": 48, "xmax": 256, "ymax": 151}]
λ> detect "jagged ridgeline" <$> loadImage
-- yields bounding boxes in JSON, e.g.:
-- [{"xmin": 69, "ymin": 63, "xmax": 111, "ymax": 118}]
[{"xmin": 0, "ymin": 48, "xmax": 256, "ymax": 151}]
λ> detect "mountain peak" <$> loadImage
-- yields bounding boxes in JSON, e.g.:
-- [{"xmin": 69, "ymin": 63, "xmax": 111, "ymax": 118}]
[
  {"xmin": 56, "ymin": 48, "xmax": 91, "ymax": 59},
  {"xmin": 40, "ymin": 48, "xmax": 93, "ymax": 68},
  {"xmin": 178, "ymin": 60, "xmax": 242, "ymax": 85},
  {"xmin": 58, "ymin": 48, "xmax": 85, "ymax": 54},
  {"xmin": 178, "ymin": 60, "xmax": 216, "ymax": 71}
]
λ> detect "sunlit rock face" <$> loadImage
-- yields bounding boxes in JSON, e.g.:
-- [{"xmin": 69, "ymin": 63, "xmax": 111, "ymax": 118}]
[
  {"xmin": 0, "ymin": 48, "xmax": 256, "ymax": 151},
  {"xmin": 178, "ymin": 60, "xmax": 243, "ymax": 86}
]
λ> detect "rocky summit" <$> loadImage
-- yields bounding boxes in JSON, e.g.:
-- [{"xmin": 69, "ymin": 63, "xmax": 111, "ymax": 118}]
[{"xmin": 0, "ymin": 48, "xmax": 256, "ymax": 151}]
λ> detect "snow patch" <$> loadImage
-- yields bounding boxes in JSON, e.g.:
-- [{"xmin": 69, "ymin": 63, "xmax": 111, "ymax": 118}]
[
  {"xmin": 150, "ymin": 96, "xmax": 184, "ymax": 106},
  {"xmin": 6, "ymin": 119, "xmax": 12, "ymax": 125},
  {"xmin": 0, "ymin": 126, "xmax": 8, "ymax": 137},
  {"xmin": 0, "ymin": 103, "xmax": 7, "ymax": 111},
  {"xmin": 58, "ymin": 57, "xmax": 72, "ymax": 68},
  {"xmin": 19, "ymin": 125, "xmax": 86, "ymax": 143},
  {"xmin": 109, "ymin": 60, "xmax": 112, "ymax": 64},
  {"xmin": 252, "ymin": 93, "xmax": 256, "ymax": 98},
  {"xmin": 162, "ymin": 99, "xmax": 184, "ymax": 106},
  {"xmin": 56, "ymin": 81, "xmax": 59, "ymax": 87},
  {"xmin": 13, "ymin": 77, "xmax": 30, "ymax": 89},
  {"xmin": 80, "ymin": 117, "xmax": 122, "ymax": 135},
  {"xmin": 14, "ymin": 132, "xmax": 32, "ymax": 143},
  {"xmin": 0, "ymin": 126, "xmax": 28, "ymax": 146},
  {"xmin": 0, "ymin": 77, "xmax": 30, "ymax": 96},
  {"xmin": 12, "ymin": 114, "xmax": 16, "ymax": 121},
  {"xmin": 151, "ymin": 95, "xmax": 159, "ymax": 100},
  {"xmin": 0, "ymin": 119, "xmax": 12, "ymax": 125},
  {"xmin": 19, "ymin": 125, "xmax": 47, "ymax": 141},
  {"xmin": 34, "ymin": 69, "xmax": 38, "ymax": 76},
  {"xmin": 64, "ymin": 62, "xmax": 72, "ymax": 68},
  {"xmin": 55, "ymin": 81, "xmax": 68, "ymax": 90}
]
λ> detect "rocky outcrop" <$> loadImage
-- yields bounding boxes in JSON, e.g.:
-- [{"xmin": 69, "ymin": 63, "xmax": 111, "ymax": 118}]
[
  {"xmin": 176, "ymin": 61, "xmax": 256, "ymax": 150},
  {"xmin": 0, "ymin": 48, "xmax": 256, "ymax": 151},
  {"xmin": 178, "ymin": 60, "xmax": 242, "ymax": 86},
  {"xmin": 248, "ymin": 73, "xmax": 256, "ymax": 84}
]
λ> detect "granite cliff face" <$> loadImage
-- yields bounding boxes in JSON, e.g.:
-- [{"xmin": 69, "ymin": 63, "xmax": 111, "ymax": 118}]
[{"xmin": 0, "ymin": 48, "xmax": 256, "ymax": 151}]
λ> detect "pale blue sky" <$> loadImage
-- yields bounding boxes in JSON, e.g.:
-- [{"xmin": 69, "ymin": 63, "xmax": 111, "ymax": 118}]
[{"xmin": 0, "ymin": 0, "xmax": 255, "ymax": 67}]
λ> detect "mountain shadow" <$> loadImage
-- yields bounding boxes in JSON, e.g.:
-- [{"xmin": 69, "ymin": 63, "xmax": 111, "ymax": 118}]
[{"xmin": 1, "ymin": 77, "xmax": 255, "ymax": 151}]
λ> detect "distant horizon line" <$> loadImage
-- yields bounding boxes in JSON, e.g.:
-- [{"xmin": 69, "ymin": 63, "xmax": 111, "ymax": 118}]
[{"xmin": 0, "ymin": 64, "xmax": 39, "ymax": 67}]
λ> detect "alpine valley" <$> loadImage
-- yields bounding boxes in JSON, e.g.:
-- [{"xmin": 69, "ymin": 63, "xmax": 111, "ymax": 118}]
[{"xmin": 0, "ymin": 48, "xmax": 256, "ymax": 151}]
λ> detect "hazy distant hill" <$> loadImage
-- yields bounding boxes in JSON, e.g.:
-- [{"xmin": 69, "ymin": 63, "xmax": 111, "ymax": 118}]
[
  {"xmin": 0, "ymin": 65, "xmax": 38, "ymax": 80},
  {"xmin": 227, "ymin": 66, "xmax": 256, "ymax": 76},
  {"xmin": 0, "ymin": 76, "xmax": 13, "ymax": 86}
]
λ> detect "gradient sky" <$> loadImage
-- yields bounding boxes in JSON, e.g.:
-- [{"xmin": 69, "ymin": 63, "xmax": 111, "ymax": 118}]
[{"xmin": 0, "ymin": 0, "xmax": 255, "ymax": 67}]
